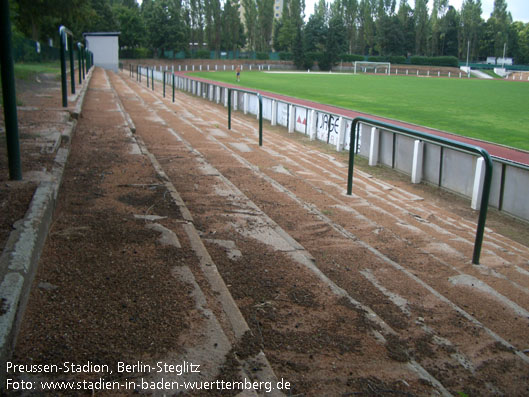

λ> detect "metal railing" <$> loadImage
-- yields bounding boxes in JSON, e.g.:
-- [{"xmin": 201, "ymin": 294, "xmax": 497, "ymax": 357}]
[
  {"xmin": 347, "ymin": 117, "xmax": 493, "ymax": 265},
  {"xmin": 126, "ymin": 70, "xmax": 498, "ymax": 265},
  {"xmin": 59, "ymin": 26, "xmax": 75, "ymax": 107},
  {"xmin": 60, "ymin": 26, "xmax": 92, "ymax": 107},
  {"xmin": 0, "ymin": 0, "xmax": 22, "ymax": 180}
]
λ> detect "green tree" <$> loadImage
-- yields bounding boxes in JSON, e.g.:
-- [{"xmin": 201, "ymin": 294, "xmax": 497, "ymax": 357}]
[
  {"xmin": 516, "ymin": 22, "xmax": 529, "ymax": 64},
  {"xmin": 343, "ymin": 0, "xmax": 358, "ymax": 53},
  {"xmin": 414, "ymin": 0, "xmax": 428, "ymax": 55},
  {"xmin": 14, "ymin": 0, "xmax": 90, "ymax": 42},
  {"xmin": 320, "ymin": 12, "xmax": 346, "ymax": 70},
  {"xmin": 358, "ymin": 0, "xmax": 375, "ymax": 55},
  {"xmin": 489, "ymin": 0, "xmax": 512, "ymax": 57},
  {"xmin": 242, "ymin": 0, "xmax": 258, "ymax": 50},
  {"xmin": 439, "ymin": 5, "xmax": 459, "ymax": 57},
  {"xmin": 303, "ymin": 12, "xmax": 326, "ymax": 52},
  {"xmin": 397, "ymin": 0, "xmax": 415, "ymax": 56},
  {"xmin": 113, "ymin": 2, "xmax": 145, "ymax": 49},
  {"xmin": 221, "ymin": 0, "xmax": 245, "ymax": 52},
  {"xmin": 205, "ymin": 0, "xmax": 222, "ymax": 54},
  {"xmin": 429, "ymin": 0, "xmax": 448, "ymax": 56},
  {"xmin": 459, "ymin": 0, "xmax": 483, "ymax": 61},
  {"xmin": 257, "ymin": 0, "xmax": 275, "ymax": 51},
  {"xmin": 142, "ymin": 0, "xmax": 186, "ymax": 56}
]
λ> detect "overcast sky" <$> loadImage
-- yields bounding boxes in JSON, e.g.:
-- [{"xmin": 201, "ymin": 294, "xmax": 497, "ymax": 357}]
[{"xmin": 304, "ymin": 0, "xmax": 529, "ymax": 23}]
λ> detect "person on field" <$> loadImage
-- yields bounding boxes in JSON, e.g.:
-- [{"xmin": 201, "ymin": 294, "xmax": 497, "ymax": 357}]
[{"xmin": 236, "ymin": 65, "xmax": 241, "ymax": 82}]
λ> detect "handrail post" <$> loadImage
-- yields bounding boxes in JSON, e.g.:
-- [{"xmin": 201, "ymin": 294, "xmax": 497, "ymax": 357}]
[
  {"xmin": 228, "ymin": 88, "xmax": 231, "ymax": 130},
  {"xmin": 347, "ymin": 120, "xmax": 357, "ymax": 195},
  {"xmin": 258, "ymin": 93, "xmax": 263, "ymax": 146},
  {"xmin": 77, "ymin": 43, "xmax": 83, "ymax": 84},
  {"xmin": 69, "ymin": 35, "xmax": 75, "ymax": 94},
  {"xmin": 81, "ymin": 47, "xmax": 86, "ymax": 79},
  {"xmin": 59, "ymin": 26, "xmax": 69, "ymax": 107},
  {"xmin": 0, "ymin": 0, "xmax": 22, "ymax": 180},
  {"xmin": 472, "ymin": 155, "xmax": 493, "ymax": 264},
  {"xmin": 172, "ymin": 73, "xmax": 175, "ymax": 102}
]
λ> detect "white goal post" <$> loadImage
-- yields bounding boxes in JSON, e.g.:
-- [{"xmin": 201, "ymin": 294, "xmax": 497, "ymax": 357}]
[{"xmin": 354, "ymin": 61, "xmax": 391, "ymax": 75}]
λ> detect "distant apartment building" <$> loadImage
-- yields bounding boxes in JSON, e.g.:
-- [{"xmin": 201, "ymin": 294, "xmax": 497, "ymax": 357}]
[{"xmin": 274, "ymin": 0, "xmax": 283, "ymax": 19}]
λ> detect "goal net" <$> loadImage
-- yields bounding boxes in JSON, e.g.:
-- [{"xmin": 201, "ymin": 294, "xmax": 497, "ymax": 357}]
[{"xmin": 354, "ymin": 61, "xmax": 391, "ymax": 75}]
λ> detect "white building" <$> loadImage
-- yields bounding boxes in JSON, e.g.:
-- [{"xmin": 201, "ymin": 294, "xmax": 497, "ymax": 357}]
[
  {"xmin": 83, "ymin": 32, "xmax": 120, "ymax": 72},
  {"xmin": 274, "ymin": 0, "xmax": 284, "ymax": 19}
]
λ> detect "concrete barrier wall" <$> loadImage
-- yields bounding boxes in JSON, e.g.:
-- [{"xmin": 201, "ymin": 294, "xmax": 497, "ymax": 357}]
[{"xmin": 138, "ymin": 69, "xmax": 529, "ymax": 223}]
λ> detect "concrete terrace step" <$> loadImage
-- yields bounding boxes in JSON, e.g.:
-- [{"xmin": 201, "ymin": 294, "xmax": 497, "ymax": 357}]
[{"xmin": 111, "ymin": 69, "xmax": 529, "ymax": 395}]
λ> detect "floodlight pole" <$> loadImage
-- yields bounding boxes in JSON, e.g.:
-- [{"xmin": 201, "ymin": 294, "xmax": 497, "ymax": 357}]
[{"xmin": 502, "ymin": 43, "xmax": 506, "ymax": 68}]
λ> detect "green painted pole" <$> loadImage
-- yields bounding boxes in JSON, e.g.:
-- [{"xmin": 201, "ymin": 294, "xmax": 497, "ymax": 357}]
[
  {"xmin": 59, "ymin": 27, "xmax": 68, "ymax": 107},
  {"xmin": 258, "ymin": 93, "xmax": 263, "ymax": 146},
  {"xmin": 348, "ymin": 117, "xmax": 493, "ymax": 265},
  {"xmin": 77, "ymin": 43, "xmax": 83, "ymax": 84},
  {"xmin": 228, "ymin": 88, "xmax": 231, "ymax": 130},
  {"xmin": 151, "ymin": 68, "xmax": 154, "ymax": 90},
  {"xmin": 146, "ymin": 67, "xmax": 149, "ymax": 87},
  {"xmin": 81, "ymin": 47, "xmax": 86, "ymax": 79},
  {"xmin": 472, "ymin": 155, "xmax": 493, "ymax": 265},
  {"xmin": 163, "ymin": 71, "xmax": 166, "ymax": 97},
  {"xmin": 347, "ymin": 122, "xmax": 356, "ymax": 195},
  {"xmin": 172, "ymin": 73, "xmax": 175, "ymax": 102},
  {"xmin": 68, "ymin": 37, "xmax": 75, "ymax": 94},
  {"xmin": 0, "ymin": 0, "xmax": 22, "ymax": 180}
]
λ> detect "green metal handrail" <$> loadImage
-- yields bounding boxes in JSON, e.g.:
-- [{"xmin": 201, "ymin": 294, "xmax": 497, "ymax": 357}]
[
  {"xmin": 59, "ymin": 25, "xmax": 75, "ymax": 107},
  {"xmin": 1, "ymin": 0, "xmax": 22, "ymax": 180},
  {"xmin": 227, "ymin": 87, "xmax": 263, "ymax": 146},
  {"xmin": 347, "ymin": 117, "xmax": 493, "ymax": 265},
  {"xmin": 77, "ymin": 42, "xmax": 84, "ymax": 84}
]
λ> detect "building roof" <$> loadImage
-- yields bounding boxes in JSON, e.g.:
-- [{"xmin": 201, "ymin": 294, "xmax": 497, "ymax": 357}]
[{"xmin": 83, "ymin": 32, "xmax": 121, "ymax": 37}]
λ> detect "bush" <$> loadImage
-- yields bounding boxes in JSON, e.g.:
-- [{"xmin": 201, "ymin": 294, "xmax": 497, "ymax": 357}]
[
  {"xmin": 410, "ymin": 56, "xmax": 429, "ymax": 65},
  {"xmin": 307, "ymin": 52, "xmax": 323, "ymax": 63},
  {"xmin": 12, "ymin": 31, "xmax": 41, "ymax": 62},
  {"xmin": 318, "ymin": 53, "xmax": 333, "ymax": 71},
  {"xmin": 338, "ymin": 54, "xmax": 365, "ymax": 62},
  {"xmin": 367, "ymin": 55, "xmax": 389, "ymax": 62},
  {"xmin": 279, "ymin": 52, "xmax": 293, "ymax": 61},
  {"xmin": 388, "ymin": 56, "xmax": 406, "ymax": 64},
  {"xmin": 193, "ymin": 49, "xmax": 210, "ymax": 59},
  {"xmin": 430, "ymin": 56, "xmax": 459, "ymax": 67},
  {"xmin": 409, "ymin": 55, "xmax": 459, "ymax": 67}
]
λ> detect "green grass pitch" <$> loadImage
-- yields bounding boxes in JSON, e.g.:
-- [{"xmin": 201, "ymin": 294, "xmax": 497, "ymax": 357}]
[{"xmin": 191, "ymin": 71, "xmax": 529, "ymax": 151}]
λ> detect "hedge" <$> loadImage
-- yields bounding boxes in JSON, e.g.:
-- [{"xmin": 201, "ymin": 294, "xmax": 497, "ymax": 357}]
[
  {"xmin": 279, "ymin": 52, "xmax": 293, "ymax": 61},
  {"xmin": 410, "ymin": 55, "xmax": 459, "ymax": 67}
]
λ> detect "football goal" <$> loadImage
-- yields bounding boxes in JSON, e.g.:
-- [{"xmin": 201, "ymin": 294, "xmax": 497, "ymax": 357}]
[{"xmin": 354, "ymin": 61, "xmax": 391, "ymax": 75}]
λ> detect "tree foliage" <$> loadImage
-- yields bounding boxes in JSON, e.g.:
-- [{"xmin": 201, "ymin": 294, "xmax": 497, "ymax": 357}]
[{"xmin": 10, "ymin": 0, "xmax": 529, "ymax": 64}]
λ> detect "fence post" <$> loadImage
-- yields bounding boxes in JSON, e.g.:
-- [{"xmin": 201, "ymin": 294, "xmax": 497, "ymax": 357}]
[
  {"xmin": 0, "ymin": 0, "xmax": 22, "ymax": 180},
  {"xmin": 163, "ymin": 71, "xmax": 166, "ymax": 97},
  {"xmin": 172, "ymin": 73, "xmax": 175, "ymax": 102}
]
